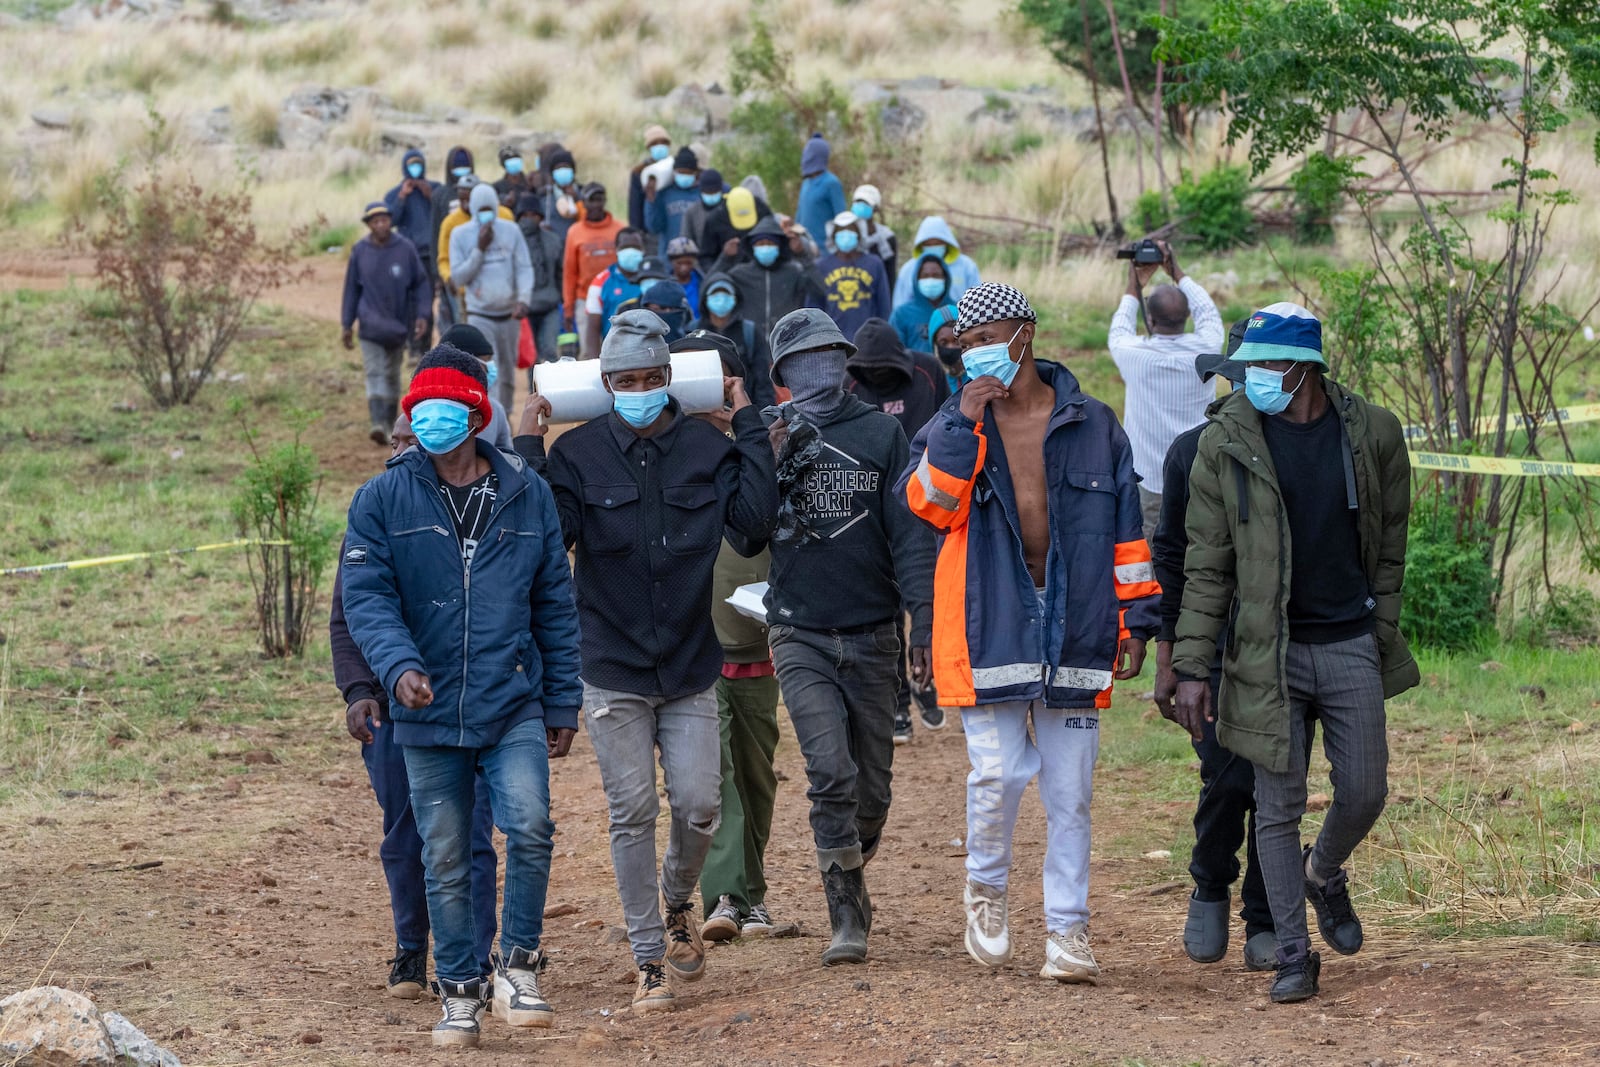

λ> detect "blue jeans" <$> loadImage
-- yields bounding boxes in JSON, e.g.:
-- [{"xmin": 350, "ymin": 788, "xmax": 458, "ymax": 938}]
[
  {"xmin": 359, "ymin": 719, "xmax": 498, "ymax": 969},
  {"xmin": 403, "ymin": 718, "xmax": 555, "ymax": 983}
]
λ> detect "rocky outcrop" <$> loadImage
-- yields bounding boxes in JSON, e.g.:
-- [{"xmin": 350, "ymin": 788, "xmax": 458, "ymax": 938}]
[{"xmin": 0, "ymin": 987, "xmax": 180, "ymax": 1067}]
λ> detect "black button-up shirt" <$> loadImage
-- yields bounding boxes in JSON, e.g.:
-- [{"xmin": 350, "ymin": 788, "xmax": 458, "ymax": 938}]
[{"xmin": 519, "ymin": 401, "xmax": 777, "ymax": 699}]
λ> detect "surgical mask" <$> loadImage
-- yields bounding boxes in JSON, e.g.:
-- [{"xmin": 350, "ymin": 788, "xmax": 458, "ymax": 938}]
[
  {"xmin": 451, "ymin": 166, "xmax": 470, "ymax": 178},
  {"xmin": 701, "ymin": 192, "xmax": 722, "ymax": 208},
  {"xmin": 917, "ymin": 277, "xmax": 946, "ymax": 301},
  {"xmin": 407, "ymin": 162, "xmax": 423, "ymax": 179},
  {"xmin": 650, "ymin": 143, "xmax": 671, "ymax": 162},
  {"xmin": 476, "ymin": 208, "xmax": 496, "ymax": 226},
  {"xmin": 552, "ymin": 166, "xmax": 575, "ymax": 187},
  {"xmin": 612, "ymin": 385, "xmax": 669, "ymax": 428},
  {"xmin": 410, "ymin": 398, "xmax": 474, "ymax": 455},
  {"xmin": 851, "ymin": 201, "xmax": 873, "ymax": 220},
  {"xmin": 673, "ymin": 172, "xmax": 696, "ymax": 190},
  {"xmin": 481, "ymin": 359, "xmax": 498, "ymax": 388},
  {"xmin": 936, "ymin": 344, "xmax": 964, "ymax": 367},
  {"xmin": 753, "ymin": 244, "xmax": 780, "ymax": 267},
  {"xmin": 706, "ymin": 291, "xmax": 737, "ymax": 318},
  {"xmin": 961, "ymin": 324, "xmax": 1025, "ymax": 388},
  {"xmin": 615, "ymin": 247, "xmax": 644, "ymax": 274},
  {"xmin": 833, "ymin": 229, "xmax": 860, "ymax": 253},
  {"xmin": 1244, "ymin": 364, "xmax": 1310, "ymax": 416},
  {"xmin": 921, "ymin": 242, "xmax": 947, "ymax": 260},
  {"xmin": 504, "ymin": 157, "xmax": 524, "ymax": 175}
]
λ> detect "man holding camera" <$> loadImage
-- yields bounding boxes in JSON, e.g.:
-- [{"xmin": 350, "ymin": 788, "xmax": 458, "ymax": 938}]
[{"xmin": 1107, "ymin": 239, "xmax": 1224, "ymax": 541}]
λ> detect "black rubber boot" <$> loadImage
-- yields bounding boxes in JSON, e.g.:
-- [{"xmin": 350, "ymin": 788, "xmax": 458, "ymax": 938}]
[
  {"xmin": 820, "ymin": 863, "xmax": 869, "ymax": 966},
  {"xmin": 367, "ymin": 397, "xmax": 390, "ymax": 445},
  {"xmin": 1182, "ymin": 891, "xmax": 1230, "ymax": 964}
]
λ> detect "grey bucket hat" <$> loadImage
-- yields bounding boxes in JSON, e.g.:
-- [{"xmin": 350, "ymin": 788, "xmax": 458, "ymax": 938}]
[{"xmin": 768, "ymin": 308, "xmax": 857, "ymax": 387}]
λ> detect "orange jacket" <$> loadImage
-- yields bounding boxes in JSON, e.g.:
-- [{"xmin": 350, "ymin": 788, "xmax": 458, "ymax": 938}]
[{"xmin": 562, "ymin": 212, "xmax": 626, "ymax": 319}]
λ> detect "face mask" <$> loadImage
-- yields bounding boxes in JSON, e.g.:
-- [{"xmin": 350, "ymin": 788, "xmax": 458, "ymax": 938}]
[
  {"xmin": 706, "ymin": 291, "xmax": 737, "ymax": 318},
  {"xmin": 612, "ymin": 385, "xmax": 669, "ymax": 428},
  {"xmin": 851, "ymin": 201, "xmax": 873, "ymax": 220},
  {"xmin": 961, "ymin": 324, "xmax": 1026, "ymax": 388},
  {"xmin": 451, "ymin": 166, "xmax": 470, "ymax": 178},
  {"xmin": 936, "ymin": 344, "xmax": 964, "ymax": 367},
  {"xmin": 917, "ymin": 277, "xmax": 946, "ymax": 301},
  {"xmin": 701, "ymin": 192, "xmax": 722, "ymax": 208},
  {"xmin": 476, "ymin": 208, "xmax": 496, "ymax": 226},
  {"xmin": 753, "ymin": 244, "xmax": 780, "ymax": 267},
  {"xmin": 657, "ymin": 309, "xmax": 687, "ymax": 337},
  {"xmin": 921, "ymin": 242, "xmax": 947, "ymax": 260},
  {"xmin": 615, "ymin": 247, "xmax": 644, "ymax": 274},
  {"xmin": 410, "ymin": 398, "xmax": 474, "ymax": 455},
  {"xmin": 650, "ymin": 143, "xmax": 671, "ymax": 162},
  {"xmin": 407, "ymin": 162, "xmax": 424, "ymax": 179},
  {"xmin": 673, "ymin": 172, "xmax": 696, "ymax": 190},
  {"xmin": 1244, "ymin": 364, "xmax": 1309, "ymax": 416},
  {"xmin": 519, "ymin": 216, "xmax": 540, "ymax": 235},
  {"xmin": 504, "ymin": 157, "xmax": 524, "ymax": 175},
  {"xmin": 552, "ymin": 166, "xmax": 575, "ymax": 187},
  {"xmin": 834, "ymin": 229, "xmax": 860, "ymax": 253},
  {"xmin": 480, "ymin": 359, "xmax": 498, "ymax": 388}
]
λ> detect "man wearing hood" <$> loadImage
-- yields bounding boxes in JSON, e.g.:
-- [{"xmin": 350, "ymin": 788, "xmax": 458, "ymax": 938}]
[
  {"xmin": 796, "ymin": 134, "xmax": 846, "ymax": 252},
  {"xmin": 437, "ymin": 176, "xmax": 513, "ymax": 329},
  {"xmin": 700, "ymin": 185, "xmax": 773, "ymax": 275},
  {"xmin": 847, "ymin": 318, "xmax": 949, "ymax": 741},
  {"xmin": 685, "ymin": 273, "xmax": 774, "ymax": 411},
  {"xmin": 890, "ymin": 253, "xmax": 957, "ymax": 352},
  {"xmin": 493, "ymin": 145, "xmax": 534, "ymax": 204},
  {"xmin": 515, "ymin": 194, "xmax": 565, "ymax": 379},
  {"xmin": 449, "ymin": 183, "xmax": 534, "ymax": 413},
  {"xmin": 646, "ymin": 146, "xmax": 702, "ymax": 254},
  {"xmin": 385, "ymin": 149, "xmax": 438, "ymax": 359},
  {"xmin": 898, "ymin": 283, "xmax": 1159, "ymax": 986},
  {"xmin": 563, "ymin": 183, "xmax": 626, "ymax": 357},
  {"xmin": 760, "ymin": 309, "xmax": 935, "ymax": 968},
  {"xmin": 711, "ymin": 216, "xmax": 825, "ymax": 351},
  {"xmin": 342, "ymin": 202, "xmax": 431, "ymax": 445},
  {"xmin": 427, "ymin": 146, "xmax": 475, "ymax": 333},
  {"xmin": 640, "ymin": 279, "xmax": 693, "ymax": 343},
  {"xmin": 628, "ymin": 124, "xmax": 674, "ymax": 231},
  {"xmin": 811, "ymin": 212, "xmax": 891, "ymax": 343},
  {"xmin": 891, "ymin": 217, "xmax": 982, "ymax": 309},
  {"xmin": 928, "ymin": 305, "xmax": 963, "ymax": 395},
  {"xmin": 513, "ymin": 310, "xmax": 777, "ymax": 1014}
]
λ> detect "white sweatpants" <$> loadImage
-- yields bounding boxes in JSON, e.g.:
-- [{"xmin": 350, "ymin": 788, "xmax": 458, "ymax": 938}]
[{"xmin": 962, "ymin": 700, "xmax": 1100, "ymax": 933}]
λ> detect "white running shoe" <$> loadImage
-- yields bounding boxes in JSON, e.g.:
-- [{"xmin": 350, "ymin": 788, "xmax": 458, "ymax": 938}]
[
  {"xmin": 962, "ymin": 880, "xmax": 1013, "ymax": 968},
  {"xmin": 1040, "ymin": 923, "xmax": 1100, "ymax": 983},
  {"xmin": 491, "ymin": 947, "xmax": 553, "ymax": 1028}
]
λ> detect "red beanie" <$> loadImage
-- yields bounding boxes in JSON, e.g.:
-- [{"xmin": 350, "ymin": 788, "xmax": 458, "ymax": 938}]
[{"xmin": 401, "ymin": 343, "xmax": 494, "ymax": 430}]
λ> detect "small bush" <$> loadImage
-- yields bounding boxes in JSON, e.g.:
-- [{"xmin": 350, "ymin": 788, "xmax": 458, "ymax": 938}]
[
  {"xmin": 305, "ymin": 222, "xmax": 359, "ymax": 255},
  {"xmin": 485, "ymin": 64, "xmax": 550, "ymax": 116},
  {"xmin": 1514, "ymin": 586, "xmax": 1600, "ymax": 648},
  {"xmin": 1173, "ymin": 165, "xmax": 1254, "ymax": 251},
  {"xmin": 1290, "ymin": 154, "xmax": 1361, "ymax": 244},
  {"xmin": 232, "ymin": 88, "xmax": 282, "ymax": 149},
  {"xmin": 429, "ymin": 15, "xmax": 479, "ymax": 49},
  {"xmin": 634, "ymin": 59, "xmax": 678, "ymax": 99},
  {"xmin": 1400, "ymin": 494, "xmax": 1496, "ymax": 652},
  {"xmin": 1132, "ymin": 190, "xmax": 1169, "ymax": 235},
  {"xmin": 531, "ymin": 11, "xmax": 563, "ymax": 38}
]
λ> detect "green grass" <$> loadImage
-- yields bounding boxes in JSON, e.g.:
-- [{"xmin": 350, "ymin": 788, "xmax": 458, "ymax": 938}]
[{"xmin": 304, "ymin": 221, "xmax": 359, "ymax": 254}]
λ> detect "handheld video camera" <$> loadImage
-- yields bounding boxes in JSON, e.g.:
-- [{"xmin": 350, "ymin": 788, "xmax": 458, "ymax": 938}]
[{"xmin": 1116, "ymin": 237, "xmax": 1165, "ymax": 265}]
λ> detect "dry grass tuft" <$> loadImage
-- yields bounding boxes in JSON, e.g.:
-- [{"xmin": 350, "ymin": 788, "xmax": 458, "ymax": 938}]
[{"xmin": 482, "ymin": 64, "xmax": 551, "ymax": 117}]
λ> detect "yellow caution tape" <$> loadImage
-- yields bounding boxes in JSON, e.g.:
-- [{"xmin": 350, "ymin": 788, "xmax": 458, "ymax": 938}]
[
  {"xmin": 2, "ymin": 539, "xmax": 292, "ymax": 578},
  {"xmin": 1409, "ymin": 452, "xmax": 1600, "ymax": 478},
  {"xmin": 1401, "ymin": 403, "xmax": 1600, "ymax": 441}
]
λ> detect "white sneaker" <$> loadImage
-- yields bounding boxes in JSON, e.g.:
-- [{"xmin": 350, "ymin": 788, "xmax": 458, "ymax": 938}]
[
  {"xmin": 701, "ymin": 894, "xmax": 742, "ymax": 943},
  {"xmin": 432, "ymin": 978, "xmax": 487, "ymax": 1047},
  {"xmin": 1040, "ymin": 923, "xmax": 1100, "ymax": 983},
  {"xmin": 491, "ymin": 947, "xmax": 553, "ymax": 1028},
  {"xmin": 962, "ymin": 880, "xmax": 1012, "ymax": 968},
  {"xmin": 741, "ymin": 903, "xmax": 775, "ymax": 936}
]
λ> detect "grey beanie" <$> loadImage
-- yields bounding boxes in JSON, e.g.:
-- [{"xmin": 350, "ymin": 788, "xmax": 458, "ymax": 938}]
[
  {"xmin": 768, "ymin": 307, "xmax": 857, "ymax": 387},
  {"xmin": 600, "ymin": 308, "xmax": 672, "ymax": 373}
]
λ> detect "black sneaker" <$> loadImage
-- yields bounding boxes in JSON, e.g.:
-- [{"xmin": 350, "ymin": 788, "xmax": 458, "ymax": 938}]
[
  {"xmin": 918, "ymin": 705, "xmax": 947, "ymax": 731},
  {"xmin": 386, "ymin": 945, "xmax": 427, "ymax": 1000},
  {"xmin": 893, "ymin": 710, "xmax": 913, "ymax": 745},
  {"xmin": 1269, "ymin": 945, "xmax": 1321, "ymax": 1004},
  {"xmin": 1303, "ymin": 846, "xmax": 1364, "ymax": 955}
]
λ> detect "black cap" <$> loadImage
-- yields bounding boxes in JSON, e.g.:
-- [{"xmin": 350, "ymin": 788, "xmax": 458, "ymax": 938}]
[
  {"xmin": 441, "ymin": 324, "xmax": 494, "ymax": 360},
  {"xmin": 636, "ymin": 255, "xmax": 671, "ymax": 281},
  {"xmin": 671, "ymin": 330, "xmax": 744, "ymax": 380},
  {"xmin": 1195, "ymin": 319, "xmax": 1250, "ymax": 384},
  {"xmin": 515, "ymin": 193, "xmax": 543, "ymax": 218}
]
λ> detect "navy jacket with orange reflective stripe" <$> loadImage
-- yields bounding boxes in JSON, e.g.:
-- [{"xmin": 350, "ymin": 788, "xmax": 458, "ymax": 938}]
[{"xmin": 895, "ymin": 360, "xmax": 1160, "ymax": 709}]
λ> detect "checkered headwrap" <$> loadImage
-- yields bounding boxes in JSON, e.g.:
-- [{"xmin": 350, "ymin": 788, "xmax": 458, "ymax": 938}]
[{"xmin": 955, "ymin": 282, "xmax": 1036, "ymax": 336}]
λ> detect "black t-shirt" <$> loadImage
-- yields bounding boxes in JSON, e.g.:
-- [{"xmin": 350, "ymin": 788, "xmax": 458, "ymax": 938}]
[
  {"xmin": 1261, "ymin": 405, "xmax": 1374, "ymax": 643},
  {"xmin": 437, "ymin": 470, "xmax": 498, "ymax": 565}
]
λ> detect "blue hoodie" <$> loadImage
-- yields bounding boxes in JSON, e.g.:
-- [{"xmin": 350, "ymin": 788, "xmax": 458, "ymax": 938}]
[
  {"xmin": 796, "ymin": 135, "xmax": 846, "ymax": 248},
  {"xmin": 646, "ymin": 183, "xmax": 701, "ymax": 254},
  {"xmin": 889, "ymin": 253, "xmax": 956, "ymax": 351},
  {"xmin": 892, "ymin": 217, "xmax": 982, "ymax": 309},
  {"xmin": 383, "ymin": 149, "xmax": 436, "ymax": 257}
]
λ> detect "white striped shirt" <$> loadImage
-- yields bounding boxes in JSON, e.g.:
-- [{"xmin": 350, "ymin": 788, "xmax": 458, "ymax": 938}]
[{"xmin": 1108, "ymin": 276, "xmax": 1225, "ymax": 494}]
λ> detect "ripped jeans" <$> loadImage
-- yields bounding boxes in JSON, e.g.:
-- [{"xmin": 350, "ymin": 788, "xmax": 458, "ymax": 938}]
[{"xmin": 582, "ymin": 683, "xmax": 722, "ymax": 965}]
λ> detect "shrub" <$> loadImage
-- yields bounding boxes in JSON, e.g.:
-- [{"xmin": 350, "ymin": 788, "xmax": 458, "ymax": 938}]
[
  {"xmin": 1172, "ymin": 165, "xmax": 1254, "ymax": 251},
  {"xmin": 485, "ymin": 64, "xmax": 550, "ymax": 116},
  {"xmin": 1289, "ymin": 153, "xmax": 1361, "ymax": 243},
  {"xmin": 1400, "ymin": 494, "xmax": 1496, "ymax": 651},
  {"xmin": 232, "ymin": 410, "xmax": 336, "ymax": 658},
  {"xmin": 1514, "ymin": 586, "xmax": 1600, "ymax": 648},
  {"xmin": 1132, "ymin": 189, "xmax": 1169, "ymax": 235},
  {"xmin": 82, "ymin": 118, "xmax": 308, "ymax": 407}
]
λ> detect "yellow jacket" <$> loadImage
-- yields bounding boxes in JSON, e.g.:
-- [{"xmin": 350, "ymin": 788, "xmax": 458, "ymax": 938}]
[{"xmin": 437, "ymin": 205, "xmax": 514, "ymax": 286}]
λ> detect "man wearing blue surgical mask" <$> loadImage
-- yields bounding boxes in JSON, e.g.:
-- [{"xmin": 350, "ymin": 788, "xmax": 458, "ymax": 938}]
[
  {"xmin": 494, "ymin": 144, "xmax": 534, "ymax": 203},
  {"xmin": 685, "ymin": 273, "xmax": 774, "ymax": 410},
  {"xmin": 897, "ymin": 282, "xmax": 1159, "ymax": 988},
  {"xmin": 342, "ymin": 343, "xmax": 582, "ymax": 1049},
  {"xmin": 429, "ymin": 146, "xmax": 477, "ymax": 332},
  {"xmin": 646, "ymin": 146, "xmax": 703, "ymax": 255},
  {"xmin": 1172, "ymin": 302, "xmax": 1417, "ymax": 1005},
  {"xmin": 384, "ymin": 150, "xmax": 438, "ymax": 360},
  {"xmin": 513, "ymin": 309, "xmax": 777, "ymax": 1016},
  {"xmin": 709, "ymin": 215, "xmax": 824, "ymax": 354},
  {"xmin": 449, "ymin": 182, "xmax": 533, "ymax": 413},
  {"xmin": 811, "ymin": 212, "xmax": 891, "ymax": 342},
  {"xmin": 628, "ymin": 124, "xmax": 674, "ymax": 230}
]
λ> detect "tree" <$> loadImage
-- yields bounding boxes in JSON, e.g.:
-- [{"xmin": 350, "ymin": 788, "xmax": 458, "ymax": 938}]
[{"xmin": 1156, "ymin": 0, "xmax": 1600, "ymax": 601}]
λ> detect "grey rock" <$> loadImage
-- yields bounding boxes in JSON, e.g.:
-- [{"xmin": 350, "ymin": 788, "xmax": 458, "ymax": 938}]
[
  {"xmin": 30, "ymin": 107, "xmax": 76, "ymax": 131},
  {"xmin": 102, "ymin": 1013, "xmax": 181, "ymax": 1067},
  {"xmin": 282, "ymin": 85, "xmax": 351, "ymax": 125},
  {"xmin": 0, "ymin": 986, "xmax": 117, "ymax": 1066}
]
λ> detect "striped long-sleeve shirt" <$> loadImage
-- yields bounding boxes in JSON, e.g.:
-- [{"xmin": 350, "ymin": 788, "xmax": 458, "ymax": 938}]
[{"xmin": 1108, "ymin": 276, "xmax": 1224, "ymax": 494}]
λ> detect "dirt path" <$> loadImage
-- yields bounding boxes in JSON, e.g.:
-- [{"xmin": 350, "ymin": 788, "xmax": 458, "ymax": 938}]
[{"xmin": 2, "ymin": 707, "xmax": 1595, "ymax": 1067}]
